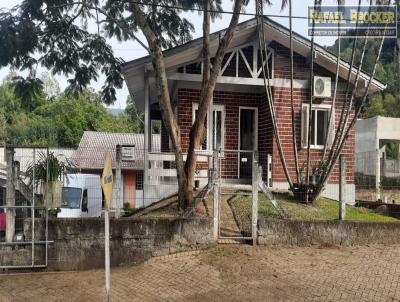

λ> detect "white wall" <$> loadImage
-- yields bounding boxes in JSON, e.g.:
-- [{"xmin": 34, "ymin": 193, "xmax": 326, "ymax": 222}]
[{"xmin": 272, "ymin": 182, "xmax": 356, "ymax": 205}]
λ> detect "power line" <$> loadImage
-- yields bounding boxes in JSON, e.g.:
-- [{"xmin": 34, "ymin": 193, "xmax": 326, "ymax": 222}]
[
  {"xmin": 127, "ymin": 0, "xmax": 399, "ymax": 23},
  {"xmin": 130, "ymin": 0, "xmax": 312, "ymax": 20}
]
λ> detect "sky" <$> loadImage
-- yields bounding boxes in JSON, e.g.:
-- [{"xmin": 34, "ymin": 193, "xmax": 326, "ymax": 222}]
[{"xmin": 0, "ymin": 0, "xmax": 367, "ymax": 109}]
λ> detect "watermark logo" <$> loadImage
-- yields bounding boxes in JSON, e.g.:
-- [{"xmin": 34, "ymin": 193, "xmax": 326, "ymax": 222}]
[{"xmin": 308, "ymin": 5, "xmax": 397, "ymax": 37}]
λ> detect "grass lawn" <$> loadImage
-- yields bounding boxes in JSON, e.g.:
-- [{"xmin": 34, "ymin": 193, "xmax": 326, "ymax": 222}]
[{"xmin": 229, "ymin": 193, "xmax": 398, "ymax": 234}]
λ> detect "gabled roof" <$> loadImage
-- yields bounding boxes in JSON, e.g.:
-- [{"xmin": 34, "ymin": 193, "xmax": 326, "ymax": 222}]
[
  {"xmin": 75, "ymin": 131, "xmax": 160, "ymax": 170},
  {"xmin": 122, "ymin": 16, "xmax": 386, "ymax": 99}
]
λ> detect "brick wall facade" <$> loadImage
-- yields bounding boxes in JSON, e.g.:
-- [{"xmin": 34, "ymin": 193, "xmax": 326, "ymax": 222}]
[
  {"xmin": 176, "ymin": 88, "xmax": 269, "ymax": 179},
  {"xmin": 270, "ymin": 41, "xmax": 355, "ymax": 185},
  {"xmin": 157, "ymin": 40, "xmax": 355, "ymax": 186}
]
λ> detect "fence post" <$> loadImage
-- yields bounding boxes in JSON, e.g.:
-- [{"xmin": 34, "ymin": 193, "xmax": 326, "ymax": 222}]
[
  {"xmin": 252, "ymin": 151, "xmax": 259, "ymax": 246},
  {"xmin": 5, "ymin": 146, "xmax": 15, "ymax": 243},
  {"xmin": 339, "ymin": 155, "xmax": 346, "ymax": 220},
  {"xmin": 212, "ymin": 150, "xmax": 219, "ymax": 241},
  {"xmin": 376, "ymin": 149, "xmax": 381, "ymax": 200},
  {"xmin": 115, "ymin": 144, "xmax": 122, "ymax": 218},
  {"xmin": 32, "ymin": 148, "xmax": 35, "ymax": 266}
]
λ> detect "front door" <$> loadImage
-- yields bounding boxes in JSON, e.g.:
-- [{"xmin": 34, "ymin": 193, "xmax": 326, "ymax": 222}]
[{"xmin": 239, "ymin": 108, "xmax": 257, "ymax": 179}]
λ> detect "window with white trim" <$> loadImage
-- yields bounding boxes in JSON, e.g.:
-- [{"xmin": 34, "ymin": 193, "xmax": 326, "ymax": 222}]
[
  {"xmin": 192, "ymin": 103, "xmax": 225, "ymax": 151},
  {"xmin": 301, "ymin": 104, "xmax": 335, "ymax": 149}
]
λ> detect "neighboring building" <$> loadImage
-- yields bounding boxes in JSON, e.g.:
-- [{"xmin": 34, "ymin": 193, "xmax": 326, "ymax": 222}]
[
  {"xmin": 0, "ymin": 147, "xmax": 75, "ymax": 206},
  {"xmin": 122, "ymin": 17, "xmax": 386, "ymax": 205},
  {"xmin": 355, "ymin": 116, "xmax": 400, "ymax": 192},
  {"xmin": 0, "ymin": 147, "xmax": 75, "ymax": 174},
  {"xmin": 74, "ymin": 131, "xmax": 159, "ymax": 208}
]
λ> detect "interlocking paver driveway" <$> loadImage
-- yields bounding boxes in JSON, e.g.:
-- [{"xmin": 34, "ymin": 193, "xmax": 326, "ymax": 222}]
[{"xmin": 1, "ymin": 244, "xmax": 400, "ymax": 302}]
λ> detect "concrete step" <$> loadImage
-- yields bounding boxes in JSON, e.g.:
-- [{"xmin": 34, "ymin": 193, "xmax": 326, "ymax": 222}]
[{"xmin": 217, "ymin": 238, "xmax": 249, "ymax": 244}]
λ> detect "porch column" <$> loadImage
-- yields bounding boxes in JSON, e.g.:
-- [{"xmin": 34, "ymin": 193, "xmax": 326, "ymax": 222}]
[{"xmin": 143, "ymin": 72, "xmax": 149, "ymax": 207}]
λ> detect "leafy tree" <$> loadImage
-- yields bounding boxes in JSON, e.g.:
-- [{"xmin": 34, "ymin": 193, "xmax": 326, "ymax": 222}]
[
  {"xmin": 40, "ymin": 72, "xmax": 61, "ymax": 99},
  {"xmin": 10, "ymin": 76, "xmax": 46, "ymax": 111},
  {"xmin": 0, "ymin": 78, "xmax": 141, "ymax": 147},
  {"xmin": 327, "ymin": 1, "xmax": 400, "ymax": 120},
  {"xmin": 386, "ymin": 143, "xmax": 399, "ymax": 160},
  {"xmin": 125, "ymin": 95, "xmax": 144, "ymax": 133},
  {"xmin": 0, "ymin": 0, "xmax": 248, "ymax": 209},
  {"xmin": 363, "ymin": 94, "xmax": 400, "ymax": 118}
]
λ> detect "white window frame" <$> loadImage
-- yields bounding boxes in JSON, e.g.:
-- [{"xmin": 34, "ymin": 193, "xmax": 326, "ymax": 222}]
[
  {"xmin": 192, "ymin": 102, "xmax": 225, "ymax": 152},
  {"xmin": 238, "ymin": 106, "xmax": 258, "ymax": 179},
  {"xmin": 303, "ymin": 103, "xmax": 332, "ymax": 150},
  {"xmin": 150, "ymin": 120, "xmax": 162, "ymax": 152}
]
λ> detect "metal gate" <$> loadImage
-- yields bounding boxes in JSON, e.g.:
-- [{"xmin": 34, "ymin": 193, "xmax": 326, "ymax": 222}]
[
  {"xmin": 1, "ymin": 146, "xmax": 51, "ymax": 270},
  {"xmin": 212, "ymin": 149, "xmax": 258, "ymax": 244}
]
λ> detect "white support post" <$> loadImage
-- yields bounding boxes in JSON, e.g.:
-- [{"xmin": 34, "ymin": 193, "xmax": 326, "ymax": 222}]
[
  {"xmin": 5, "ymin": 146, "xmax": 15, "ymax": 243},
  {"xmin": 32, "ymin": 148, "xmax": 35, "ymax": 266},
  {"xmin": 143, "ymin": 73, "xmax": 149, "ymax": 207},
  {"xmin": 212, "ymin": 150, "xmax": 219, "ymax": 241},
  {"xmin": 339, "ymin": 155, "xmax": 346, "ymax": 221},
  {"xmin": 252, "ymin": 151, "xmax": 259, "ymax": 246},
  {"xmin": 104, "ymin": 209, "xmax": 110, "ymax": 302},
  {"xmin": 375, "ymin": 149, "xmax": 381, "ymax": 200},
  {"xmin": 115, "ymin": 145, "xmax": 122, "ymax": 218},
  {"xmin": 267, "ymin": 153, "xmax": 272, "ymax": 187}
]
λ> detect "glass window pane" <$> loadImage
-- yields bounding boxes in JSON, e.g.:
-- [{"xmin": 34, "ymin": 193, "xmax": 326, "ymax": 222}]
[
  {"xmin": 311, "ymin": 110, "xmax": 316, "ymax": 145},
  {"xmin": 213, "ymin": 111, "xmax": 222, "ymax": 150},
  {"xmin": 195, "ymin": 109, "xmax": 207, "ymax": 150},
  {"xmin": 317, "ymin": 110, "xmax": 328, "ymax": 146},
  {"xmin": 136, "ymin": 173, "xmax": 143, "ymax": 190}
]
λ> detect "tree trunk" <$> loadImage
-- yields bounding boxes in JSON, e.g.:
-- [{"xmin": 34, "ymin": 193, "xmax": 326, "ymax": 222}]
[
  {"xmin": 313, "ymin": 0, "xmax": 371, "ymax": 204},
  {"xmin": 256, "ymin": 0, "xmax": 294, "ymax": 189},
  {"xmin": 322, "ymin": 1, "xmax": 343, "ymax": 160},
  {"xmin": 132, "ymin": 1, "xmax": 244, "ymax": 209},
  {"xmin": 289, "ymin": 0, "xmax": 300, "ymax": 183},
  {"xmin": 183, "ymin": 0, "xmax": 244, "ymax": 209},
  {"xmin": 306, "ymin": 0, "xmax": 318, "ymax": 204},
  {"xmin": 325, "ymin": 0, "xmax": 362, "ymax": 166},
  {"xmin": 312, "ymin": 25, "xmax": 387, "ymax": 203}
]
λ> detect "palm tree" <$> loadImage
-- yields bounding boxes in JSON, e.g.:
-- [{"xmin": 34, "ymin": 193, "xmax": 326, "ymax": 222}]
[{"xmin": 26, "ymin": 151, "xmax": 75, "ymax": 208}]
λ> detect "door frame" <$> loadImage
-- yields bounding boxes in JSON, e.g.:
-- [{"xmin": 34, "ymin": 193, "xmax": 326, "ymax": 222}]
[{"xmin": 238, "ymin": 106, "xmax": 258, "ymax": 179}]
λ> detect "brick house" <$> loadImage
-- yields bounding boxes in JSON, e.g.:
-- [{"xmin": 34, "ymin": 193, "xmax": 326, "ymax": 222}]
[{"xmin": 122, "ymin": 17, "xmax": 386, "ymax": 205}]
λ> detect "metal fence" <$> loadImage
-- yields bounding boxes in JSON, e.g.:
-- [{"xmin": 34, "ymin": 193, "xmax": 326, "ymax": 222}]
[
  {"xmin": 212, "ymin": 149, "xmax": 258, "ymax": 242},
  {"xmin": 0, "ymin": 146, "xmax": 50, "ymax": 269},
  {"xmin": 144, "ymin": 149, "xmax": 213, "ymax": 212},
  {"xmin": 355, "ymin": 151, "xmax": 400, "ymax": 203}
]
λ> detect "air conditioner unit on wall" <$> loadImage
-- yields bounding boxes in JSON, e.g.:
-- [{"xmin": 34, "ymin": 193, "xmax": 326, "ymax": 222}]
[{"xmin": 313, "ymin": 76, "xmax": 331, "ymax": 98}]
